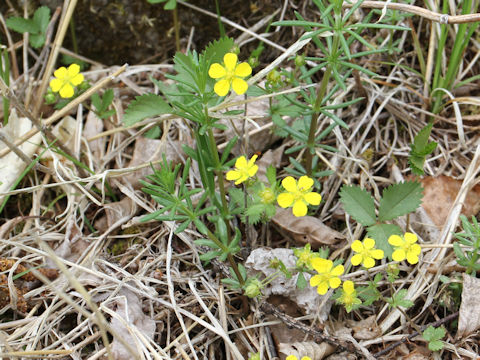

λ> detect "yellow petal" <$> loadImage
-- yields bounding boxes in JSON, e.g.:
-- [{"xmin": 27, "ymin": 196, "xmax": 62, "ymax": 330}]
[
  {"xmin": 331, "ymin": 264, "xmax": 344, "ymax": 276},
  {"xmin": 404, "ymin": 232, "xmax": 417, "ymax": 244},
  {"xmin": 67, "ymin": 63, "xmax": 80, "ymax": 77},
  {"xmin": 214, "ymin": 79, "xmax": 230, "ymax": 96},
  {"xmin": 351, "ymin": 240, "xmax": 364, "ymax": 253},
  {"xmin": 234, "ymin": 62, "xmax": 252, "ymax": 77},
  {"xmin": 235, "ymin": 156, "xmax": 247, "ymax": 169},
  {"xmin": 53, "ymin": 67, "xmax": 67, "ymax": 79},
  {"xmin": 59, "ymin": 84, "xmax": 74, "ymax": 98},
  {"xmin": 226, "ymin": 170, "xmax": 241, "ymax": 181},
  {"xmin": 301, "ymin": 357, "xmax": 312, "ymax": 360},
  {"xmin": 406, "ymin": 252, "xmax": 419, "ymax": 265},
  {"xmin": 363, "ymin": 237, "xmax": 375, "ymax": 249},
  {"xmin": 410, "ymin": 244, "xmax": 422, "ymax": 256},
  {"xmin": 329, "ymin": 277, "xmax": 341, "ymax": 289},
  {"xmin": 363, "ymin": 257, "xmax": 375, "ymax": 269},
  {"xmin": 286, "ymin": 356, "xmax": 298, "ymax": 360},
  {"xmin": 49, "ymin": 78, "xmax": 63, "ymax": 92},
  {"xmin": 316, "ymin": 282, "xmax": 329, "ymax": 295},
  {"xmin": 231, "ymin": 77, "xmax": 248, "ymax": 95},
  {"xmin": 70, "ymin": 73, "xmax": 84, "ymax": 86},
  {"xmin": 343, "ymin": 280, "xmax": 355, "ymax": 294},
  {"xmin": 281, "ymin": 176, "xmax": 297, "ymax": 192},
  {"xmin": 304, "ymin": 192, "xmax": 321, "ymax": 205},
  {"xmin": 371, "ymin": 249, "xmax": 384, "ymax": 259},
  {"xmin": 298, "ymin": 175, "xmax": 314, "ymax": 191},
  {"xmin": 223, "ymin": 53, "xmax": 238, "ymax": 71},
  {"xmin": 208, "ymin": 63, "xmax": 226, "ymax": 79},
  {"xmin": 248, "ymin": 164, "xmax": 258, "ymax": 177},
  {"xmin": 351, "ymin": 253, "xmax": 363, "ymax": 266},
  {"xmin": 392, "ymin": 249, "xmax": 406, "ymax": 262},
  {"xmin": 311, "ymin": 258, "xmax": 330, "ymax": 273},
  {"xmin": 247, "ymin": 154, "xmax": 258, "ymax": 166},
  {"xmin": 235, "ymin": 175, "xmax": 247, "ymax": 185},
  {"xmin": 292, "ymin": 200, "xmax": 307, "ymax": 217},
  {"xmin": 388, "ymin": 234, "xmax": 403, "ymax": 247},
  {"xmin": 309, "ymin": 274, "xmax": 322, "ymax": 287},
  {"xmin": 277, "ymin": 193, "xmax": 294, "ymax": 208}
]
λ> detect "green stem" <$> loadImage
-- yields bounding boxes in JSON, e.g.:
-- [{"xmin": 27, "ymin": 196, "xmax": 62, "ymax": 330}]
[{"xmin": 207, "ymin": 128, "xmax": 230, "ymax": 218}]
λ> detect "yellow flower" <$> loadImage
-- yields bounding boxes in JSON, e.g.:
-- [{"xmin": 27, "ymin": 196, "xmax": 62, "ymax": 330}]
[
  {"xmin": 277, "ymin": 176, "xmax": 321, "ymax": 217},
  {"xmin": 208, "ymin": 53, "xmax": 252, "ymax": 96},
  {"xmin": 388, "ymin": 232, "xmax": 422, "ymax": 265},
  {"xmin": 351, "ymin": 238, "xmax": 384, "ymax": 269},
  {"xmin": 293, "ymin": 243, "xmax": 318, "ymax": 270},
  {"xmin": 49, "ymin": 64, "xmax": 84, "ymax": 98},
  {"xmin": 337, "ymin": 280, "xmax": 362, "ymax": 312},
  {"xmin": 309, "ymin": 258, "xmax": 344, "ymax": 295},
  {"xmin": 226, "ymin": 155, "xmax": 258, "ymax": 185},
  {"xmin": 286, "ymin": 356, "xmax": 312, "ymax": 360}
]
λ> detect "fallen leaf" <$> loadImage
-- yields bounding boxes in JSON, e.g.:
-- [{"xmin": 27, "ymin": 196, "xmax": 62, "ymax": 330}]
[
  {"xmin": 420, "ymin": 176, "xmax": 480, "ymax": 227},
  {"xmin": 105, "ymin": 197, "xmax": 137, "ymax": 229},
  {"xmin": 0, "ymin": 109, "xmax": 42, "ymax": 204},
  {"xmin": 245, "ymin": 247, "xmax": 332, "ymax": 317},
  {"xmin": 122, "ymin": 137, "xmax": 183, "ymax": 189},
  {"xmin": 110, "ymin": 288, "xmax": 156, "ymax": 360},
  {"xmin": 272, "ymin": 208, "xmax": 344, "ymax": 247},
  {"xmin": 457, "ymin": 273, "xmax": 480, "ymax": 338},
  {"xmin": 255, "ymin": 145, "xmax": 286, "ymax": 183},
  {"xmin": 347, "ymin": 315, "xmax": 382, "ymax": 340},
  {"xmin": 278, "ymin": 341, "xmax": 335, "ymax": 360},
  {"xmin": 84, "ymin": 110, "xmax": 105, "ymax": 160}
]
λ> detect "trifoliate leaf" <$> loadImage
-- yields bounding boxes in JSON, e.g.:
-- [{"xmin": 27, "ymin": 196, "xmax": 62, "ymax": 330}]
[
  {"xmin": 387, "ymin": 289, "xmax": 414, "ymax": 309},
  {"xmin": 5, "ymin": 17, "xmax": 39, "ymax": 34},
  {"xmin": 33, "ymin": 6, "xmax": 51, "ymax": 33},
  {"xmin": 29, "ymin": 33, "xmax": 46, "ymax": 49},
  {"xmin": 366, "ymin": 223, "xmax": 401, "ymax": 259},
  {"xmin": 123, "ymin": 94, "xmax": 172, "ymax": 126},
  {"xmin": 378, "ymin": 181, "xmax": 423, "ymax": 221},
  {"xmin": 339, "ymin": 185, "xmax": 376, "ymax": 226},
  {"xmin": 422, "ymin": 325, "xmax": 445, "ymax": 351}
]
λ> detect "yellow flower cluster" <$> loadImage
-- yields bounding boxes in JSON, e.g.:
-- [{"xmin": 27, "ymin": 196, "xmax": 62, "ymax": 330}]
[{"xmin": 226, "ymin": 155, "xmax": 321, "ymax": 217}]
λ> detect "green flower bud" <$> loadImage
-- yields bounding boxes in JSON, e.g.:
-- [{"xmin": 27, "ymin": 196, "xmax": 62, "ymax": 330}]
[
  {"xmin": 243, "ymin": 278, "xmax": 263, "ymax": 298},
  {"xmin": 266, "ymin": 69, "xmax": 281, "ymax": 85},
  {"xmin": 230, "ymin": 44, "xmax": 240, "ymax": 55},
  {"xmin": 78, "ymin": 81, "xmax": 90, "ymax": 91},
  {"xmin": 45, "ymin": 93, "xmax": 56, "ymax": 104},
  {"xmin": 295, "ymin": 54, "xmax": 306, "ymax": 67},
  {"xmin": 259, "ymin": 187, "xmax": 275, "ymax": 204},
  {"xmin": 248, "ymin": 353, "xmax": 260, "ymax": 360}
]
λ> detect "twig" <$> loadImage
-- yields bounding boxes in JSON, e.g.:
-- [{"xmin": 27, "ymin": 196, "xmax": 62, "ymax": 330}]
[
  {"xmin": 343, "ymin": 1, "xmax": 480, "ymax": 24},
  {"xmin": 259, "ymin": 302, "xmax": 364, "ymax": 357},
  {"xmin": 373, "ymin": 311, "xmax": 459, "ymax": 358}
]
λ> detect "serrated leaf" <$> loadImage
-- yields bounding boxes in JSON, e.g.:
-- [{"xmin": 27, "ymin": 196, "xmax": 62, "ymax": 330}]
[
  {"xmin": 29, "ymin": 33, "xmax": 45, "ymax": 48},
  {"xmin": 33, "ymin": 6, "xmax": 50, "ymax": 33},
  {"xmin": 367, "ymin": 223, "xmax": 401, "ymax": 259},
  {"xmin": 202, "ymin": 37, "xmax": 235, "ymax": 65},
  {"xmin": 6, "ymin": 17, "xmax": 39, "ymax": 34},
  {"xmin": 378, "ymin": 181, "xmax": 423, "ymax": 221},
  {"xmin": 428, "ymin": 340, "xmax": 444, "ymax": 351},
  {"xmin": 296, "ymin": 272, "xmax": 307, "ymax": 289},
  {"xmin": 123, "ymin": 94, "xmax": 172, "ymax": 126},
  {"xmin": 339, "ymin": 185, "xmax": 376, "ymax": 226},
  {"xmin": 102, "ymin": 89, "xmax": 114, "ymax": 110},
  {"xmin": 412, "ymin": 122, "xmax": 433, "ymax": 151},
  {"xmin": 266, "ymin": 165, "xmax": 276, "ymax": 185},
  {"xmin": 423, "ymin": 325, "xmax": 445, "ymax": 341}
]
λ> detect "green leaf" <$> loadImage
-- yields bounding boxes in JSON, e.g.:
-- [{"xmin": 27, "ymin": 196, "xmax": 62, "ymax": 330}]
[
  {"xmin": 29, "ymin": 33, "xmax": 45, "ymax": 48},
  {"xmin": 387, "ymin": 289, "xmax": 414, "ymax": 309},
  {"xmin": 378, "ymin": 181, "xmax": 423, "ymax": 221},
  {"xmin": 102, "ymin": 89, "xmax": 114, "ymax": 110},
  {"xmin": 409, "ymin": 122, "xmax": 437, "ymax": 175},
  {"xmin": 164, "ymin": 0, "xmax": 177, "ymax": 10},
  {"xmin": 123, "ymin": 93, "xmax": 172, "ymax": 126},
  {"xmin": 296, "ymin": 272, "xmax": 307, "ymax": 290},
  {"xmin": 33, "ymin": 6, "xmax": 51, "ymax": 33},
  {"xmin": 422, "ymin": 325, "xmax": 445, "ymax": 351},
  {"xmin": 339, "ymin": 185, "xmax": 376, "ymax": 226},
  {"xmin": 6, "ymin": 17, "xmax": 39, "ymax": 34},
  {"xmin": 202, "ymin": 37, "xmax": 235, "ymax": 65},
  {"xmin": 367, "ymin": 223, "xmax": 401, "ymax": 259},
  {"xmin": 91, "ymin": 93, "xmax": 102, "ymax": 111}
]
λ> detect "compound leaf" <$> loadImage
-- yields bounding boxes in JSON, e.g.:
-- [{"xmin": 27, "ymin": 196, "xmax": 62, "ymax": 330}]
[
  {"xmin": 123, "ymin": 93, "xmax": 172, "ymax": 126},
  {"xmin": 378, "ymin": 181, "xmax": 423, "ymax": 221},
  {"xmin": 339, "ymin": 185, "xmax": 376, "ymax": 226}
]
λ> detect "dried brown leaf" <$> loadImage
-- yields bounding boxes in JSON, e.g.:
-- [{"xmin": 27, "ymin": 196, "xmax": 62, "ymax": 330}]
[
  {"xmin": 278, "ymin": 341, "xmax": 336, "ymax": 360},
  {"xmin": 105, "ymin": 197, "xmax": 137, "ymax": 229},
  {"xmin": 272, "ymin": 208, "xmax": 344, "ymax": 247},
  {"xmin": 420, "ymin": 176, "xmax": 480, "ymax": 227},
  {"xmin": 347, "ymin": 315, "xmax": 382, "ymax": 340},
  {"xmin": 110, "ymin": 288, "xmax": 156, "ymax": 360},
  {"xmin": 84, "ymin": 110, "xmax": 105, "ymax": 159},
  {"xmin": 457, "ymin": 273, "xmax": 480, "ymax": 338}
]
